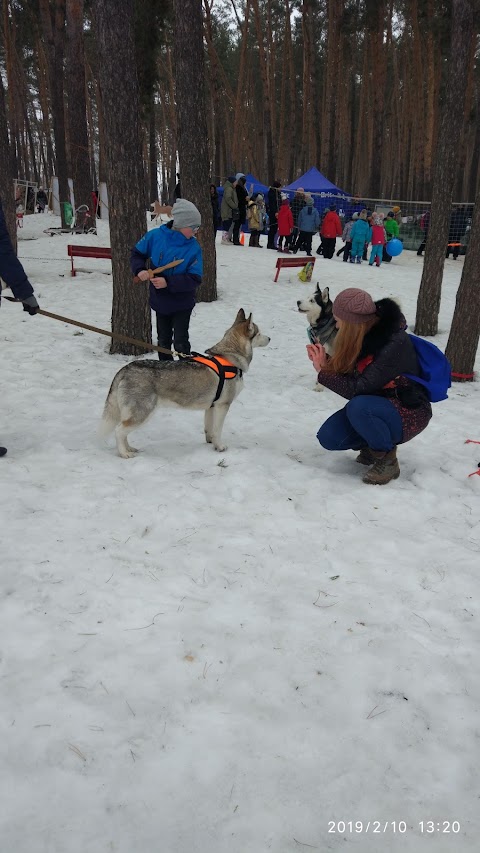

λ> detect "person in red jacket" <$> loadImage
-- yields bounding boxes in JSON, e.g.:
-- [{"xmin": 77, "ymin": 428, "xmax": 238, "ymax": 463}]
[
  {"xmin": 276, "ymin": 196, "xmax": 294, "ymax": 253},
  {"xmin": 319, "ymin": 204, "xmax": 343, "ymax": 259}
]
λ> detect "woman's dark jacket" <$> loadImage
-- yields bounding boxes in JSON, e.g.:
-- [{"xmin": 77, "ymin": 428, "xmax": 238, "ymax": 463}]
[{"xmin": 317, "ymin": 298, "xmax": 432, "ymax": 443}]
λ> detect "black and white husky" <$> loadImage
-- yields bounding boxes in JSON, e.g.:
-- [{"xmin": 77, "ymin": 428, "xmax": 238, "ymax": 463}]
[{"xmin": 297, "ymin": 284, "xmax": 337, "ymax": 391}]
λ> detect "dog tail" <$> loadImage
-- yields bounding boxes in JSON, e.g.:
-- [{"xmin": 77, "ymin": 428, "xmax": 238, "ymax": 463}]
[{"xmin": 98, "ymin": 377, "xmax": 121, "ymax": 437}]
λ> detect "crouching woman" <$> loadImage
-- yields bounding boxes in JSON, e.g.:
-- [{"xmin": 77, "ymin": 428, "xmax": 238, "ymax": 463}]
[{"xmin": 307, "ymin": 288, "xmax": 432, "ymax": 485}]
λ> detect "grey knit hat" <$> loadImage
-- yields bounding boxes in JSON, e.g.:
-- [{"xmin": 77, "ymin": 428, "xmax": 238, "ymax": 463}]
[
  {"xmin": 333, "ymin": 288, "xmax": 377, "ymax": 325},
  {"xmin": 171, "ymin": 199, "xmax": 201, "ymax": 229}
]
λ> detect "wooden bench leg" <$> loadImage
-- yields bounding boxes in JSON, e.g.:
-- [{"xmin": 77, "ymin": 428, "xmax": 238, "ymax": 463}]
[
  {"xmin": 274, "ymin": 265, "xmax": 280, "ymax": 283},
  {"xmin": 71, "ymin": 256, "xmax": 76, "ymax": 277}
]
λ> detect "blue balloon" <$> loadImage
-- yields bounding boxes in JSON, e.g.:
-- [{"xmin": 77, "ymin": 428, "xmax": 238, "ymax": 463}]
[{"xmin": 386, "ymin": 238, "xmax": 403, "ymax": 257}]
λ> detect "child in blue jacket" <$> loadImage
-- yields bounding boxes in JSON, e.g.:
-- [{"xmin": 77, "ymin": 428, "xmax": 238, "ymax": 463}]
[
  {"xmin": 349, "ymin": 210, "xmax": 371, "ymax": 264},
  {"xmin": 130, "ymin": 199, "xmax": 203, "ymax": 360},
  {"xmin": 293, "ymin": 195, "xmax": 320, "ymax": 256}
]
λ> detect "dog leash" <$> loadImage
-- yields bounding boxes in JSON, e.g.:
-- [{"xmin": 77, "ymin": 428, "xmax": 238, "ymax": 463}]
[
  {"xmin": 4, "ymin": 295, "xmax": 187, "ymax": 358},
  {"xmin": 4, "ymin": 258, "xmax": 188, "ymax": 357}
]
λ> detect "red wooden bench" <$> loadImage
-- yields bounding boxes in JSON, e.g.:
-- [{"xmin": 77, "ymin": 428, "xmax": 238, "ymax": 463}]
[
  {"xmin": 68, "ymin": 244, "xmax": 112, "ymax": 277},
  {"xmin": 274, "ymin": 255, "xmax": 316, "ymax": 282}
]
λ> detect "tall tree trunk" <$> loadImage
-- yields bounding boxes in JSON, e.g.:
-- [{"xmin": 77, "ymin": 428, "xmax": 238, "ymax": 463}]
[
  {"xmin": 174, "ymin": 0, "xmax": 217, "ymax": 302},
  {"xmin": 148, "ymin": 99, "xmax": 158, "ymax": 202},
  {"xmin": 93, "ymin": 0, "xmax": 152, "ymax": 355},
  {"xmin": 0, "ymin": 69, "xmax": 16, "ymax": 247},
  {"xmin": 415, "ymin": 0, "xmax": 474, "ymax": 337},
  {"xmin": 252, "ymin": 0, "xmax": 275, "ymax": 182},
  {"xmin": 444, "ymin": 181, "xmax": 480, "ymax": 379},
  {"xmin": 65, "ymin": 0, "xmax": 92, "ymax": 211},
  {"xmin": 38, "ymin": 0, "xmax": 70, "ymax": 227}
]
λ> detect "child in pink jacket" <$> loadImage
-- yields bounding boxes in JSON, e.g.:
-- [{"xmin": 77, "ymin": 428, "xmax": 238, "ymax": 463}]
[
  {"xmin": 277, "ymin": 197, "xmax": 294, "ymax": 253},
  {"xmin": 369, "ymin": 212, "xmax": 387, "ymax": 267}
]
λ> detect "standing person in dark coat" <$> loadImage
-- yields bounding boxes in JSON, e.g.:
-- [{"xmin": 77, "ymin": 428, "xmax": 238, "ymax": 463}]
[
  {"xmin": 307, "ymin": 288, "xmax": 432, "ymax": 486},
  {"xmin": 0, "ymin": 197, "xmax": 40, "ymax": 457},
  {"xmin": 210, "ymin": 184, "xmax": 221, "ymax": 237},
  {"xmin": 288, "ymin": 188, "xmax": 306, "ymax": 249},
  {"xmin": 417, "ymin": 210, "xmax": 430, "ymax": 256},
  {"xmin": 233, "ymin": 175, "xmax": 248, "ymax": 245},
  {"xmin": 267, "ymin": 181, "xmax": 282, "ymax": 249},
  {"xmin": 174, "ymin": 173, "xmax": 181, "ymax": 200}
]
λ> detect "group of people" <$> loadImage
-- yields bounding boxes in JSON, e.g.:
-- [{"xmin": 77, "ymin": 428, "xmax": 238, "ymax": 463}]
[
  {"xmin": 417, "ymin": 206, "xmax": 471, "ymax": 259},
  {"xmin": 338, "ymin": 209, "xmax": 399, "ymax": 266},
  {"xmin": 2, "ymin": 191, "xmax": 432, "ymax": 486},
  {"xmin": 212, "ymin": 180, "xmax": 405, "ymax": 266}
]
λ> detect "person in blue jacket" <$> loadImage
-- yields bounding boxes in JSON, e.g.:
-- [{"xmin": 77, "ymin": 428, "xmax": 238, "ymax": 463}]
[
  {"xmin": 130, "ymin": 198, "xmax": 203, "ymax": 361},
  {"xmin": 349, "ymin": 210, "xmax": 372, "ymax": 264},
  {"xmin": 293, "ymin": 195, "xmax": 320, "ymax": 256},
  {"xmin": 1, "ymin": 197, "xmax": 40, "ymax": 457}
]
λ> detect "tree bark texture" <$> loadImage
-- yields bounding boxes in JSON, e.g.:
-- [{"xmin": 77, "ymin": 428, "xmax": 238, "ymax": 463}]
[
  {"xmin": 0, "ymin": 69, "xmax": 16, "ymax": 248},
  {"xmin": 93, "ymin": 0, "xmax": 152, "ymax": 355},
  {"xmin": 415, "ymin": 0, "xmax": 474, "ymax": 337},
  {"xmin": 66, "ymin": 0, "xmax": 92, "ymax": 211},
  {"xmin": 174, "ymin": 0, "xmax": 217, "ymax": 303},
  {"xmin": 38, "ymin": 0, "xmax": 70, "ymax": 228},
  {"xmin": 444, "ymin": 181, "xmax": 480, "ymax": 380}
]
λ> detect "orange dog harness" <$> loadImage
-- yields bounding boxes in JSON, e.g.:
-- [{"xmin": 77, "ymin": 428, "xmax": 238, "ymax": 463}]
[{"xmin": 187, "ymin": 353, "xmax": 242, "ymax": 405}]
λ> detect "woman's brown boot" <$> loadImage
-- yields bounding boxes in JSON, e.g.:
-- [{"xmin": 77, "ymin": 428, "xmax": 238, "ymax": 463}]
[
  {"xmin": 356, "ymin": 447, "xmax": 375, "ymax": 465},
  {"xmin": 362, "ymin": 448, "xmax": 400, "ymax": 485}
]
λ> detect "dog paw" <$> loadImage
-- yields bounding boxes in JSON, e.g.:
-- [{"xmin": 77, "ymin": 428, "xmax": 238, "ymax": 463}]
[
  {"xmin": 118, "ymin": 449, "xmax": 138, "ymax": 459},
  {"xmin": 214, "ymin": 444, "xmax": 227, "ymax": 452},
  {"xmin": 313, "ymin": 383, "xmax": 324, "ymax": 392},
  {"xmin": 205, "ymin": 435, "xmax": 213, "ymax": 444}
]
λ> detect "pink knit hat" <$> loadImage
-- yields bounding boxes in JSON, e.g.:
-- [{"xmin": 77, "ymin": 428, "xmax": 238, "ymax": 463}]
[{"xmin": 333, "ymin": 288, "xmax": 377, "ymax": 324}]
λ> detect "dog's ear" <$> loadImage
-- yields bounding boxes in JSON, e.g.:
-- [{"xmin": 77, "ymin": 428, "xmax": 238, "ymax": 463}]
[
  {"xmin": 246, "ymin": 313, "xmax": 254, "ymax": 332},
  {"xmin": 321, "ymin": 286, "xmax": 330, "ymax": 304},
  {"xmin": 315, "ymin": 282, "xmax": 321, "ymax": 293},
  {"xmin": 235, "ymin": 308, "xmax": 246, "ymax": 324}
]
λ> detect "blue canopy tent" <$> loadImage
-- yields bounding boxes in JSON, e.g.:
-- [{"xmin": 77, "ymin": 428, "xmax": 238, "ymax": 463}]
[{"xmin": 282, "ymin": 167, "xmax": 351, "ymax": 215}]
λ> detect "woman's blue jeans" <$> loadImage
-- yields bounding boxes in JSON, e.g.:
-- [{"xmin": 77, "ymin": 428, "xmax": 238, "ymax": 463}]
[{"xmin": 317, "ymin": 395, "xmax": 403, "ymax": 452}]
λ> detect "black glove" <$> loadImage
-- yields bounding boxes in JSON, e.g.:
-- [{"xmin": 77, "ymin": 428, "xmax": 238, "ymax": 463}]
[{"xmin": 22, "ymin": 295, "xmax": 40, "ymax": 315}]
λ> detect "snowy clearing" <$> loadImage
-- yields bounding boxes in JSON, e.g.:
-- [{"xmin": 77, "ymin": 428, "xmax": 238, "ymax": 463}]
[{"xmin": 1, "ymin": 213, "xmax": 479, "ymax": 853}]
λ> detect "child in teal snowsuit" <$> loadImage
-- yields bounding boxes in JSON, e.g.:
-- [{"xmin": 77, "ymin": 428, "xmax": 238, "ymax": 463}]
[{"xmin": 349, "ymin": 211, "xmax": 371, "ymax": 264}]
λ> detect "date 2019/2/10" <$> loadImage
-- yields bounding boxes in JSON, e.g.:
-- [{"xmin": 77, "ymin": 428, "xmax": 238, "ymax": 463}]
[{"xmin": 327, "ymin": 820, "xmax": 461, "ymax": 834}]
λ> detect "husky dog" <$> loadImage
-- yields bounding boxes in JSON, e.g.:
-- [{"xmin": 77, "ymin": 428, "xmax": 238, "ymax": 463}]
[
  {"xmin": 100, "ymin": 309, "xmax": 270, "ymax": 458},
  {"xmin": 297, "ymin": 284, "xmax": 337, "ymax": 391}
]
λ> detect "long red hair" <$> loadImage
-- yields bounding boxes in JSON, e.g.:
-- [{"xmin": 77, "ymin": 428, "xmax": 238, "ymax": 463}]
[{"xmin": 324, "ymin": 317, "xmax": 379, "ymax": 374}]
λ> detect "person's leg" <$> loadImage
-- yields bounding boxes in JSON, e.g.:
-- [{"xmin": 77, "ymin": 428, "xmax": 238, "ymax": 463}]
[
  {"xmin": 172, "ymin": 309, "xmax": 193, "ymax": 356},
  {"xmin": 317, "ymin": 407, "xmax": 366, "ymax": 452},
  {"xmin": 417, "ymin": 240, "xmax": 426, "ymax": 256},
  {"xmin": 232, "ymin": 220, "xmax": 241, "ymax": 244},
  {"xmin": 277, "ymin": 235, "xmax": 284, "ymax": 251},
  {"xmin": 222, "ymin": 219, "xmax": 233, "ymax": 242},
  {"xmin": 362, "ymin": 241, "xmax": 368, "ymax": 261},
  {"xmin": 305, "ymin": 232, "xmax": 313, "ymax": 255},
  {"xmin": 268, "ymin": 222, "xmax": 277, "ymax": 248},
  {"xmin": 156, "ymin": 313, "xmax": 174, "ymax": 361},
  {"xmin": 345, "ymin": 395, "xmax": 403, "ymax": 450}
]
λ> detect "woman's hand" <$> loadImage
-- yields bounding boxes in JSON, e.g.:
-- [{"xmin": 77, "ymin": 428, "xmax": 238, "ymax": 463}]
[
  {"xmin": 136, "ymin": 269, "xmax": 151, "ymax": 282},
  {"xmin": 151, "ymin": 276, "xmax": 167, "ymax": 289},
  {"xmin": 306, "ymin": 342, "xmax": 327, "ymax": 372}
]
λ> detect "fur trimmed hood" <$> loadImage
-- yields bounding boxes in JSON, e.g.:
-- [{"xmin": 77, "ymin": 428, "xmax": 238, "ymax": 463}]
[{"xmin": 360, "ymin": 298, "xmax": 406, "ymax": 358}]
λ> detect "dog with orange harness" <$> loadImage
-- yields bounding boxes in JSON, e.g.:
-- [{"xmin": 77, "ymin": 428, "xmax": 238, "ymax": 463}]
[{"xmin": 100, "ymin": 309, "xmax": 270, "ymax": 457}]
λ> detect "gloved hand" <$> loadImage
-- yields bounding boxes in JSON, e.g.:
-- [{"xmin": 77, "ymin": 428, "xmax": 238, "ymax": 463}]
[{"xmin": 22, "ymin": 295, "xmax": 40, "ymax": 315}]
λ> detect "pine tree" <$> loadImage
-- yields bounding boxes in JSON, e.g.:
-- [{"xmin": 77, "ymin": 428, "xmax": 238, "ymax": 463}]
[
  {"xmin": 445, "ymin": 191, "xmax": 480, "ymax": 381},
  {"xmin": 174, "ymin": 0, "xmax": 217, "ymax": 302},
  {"xmin": 414, "ymin": 0, "xmax": 474, "ymax": 336},
  {"xmin": 92, "ymin": 0, "xmax": 152, "ymax": 355}
]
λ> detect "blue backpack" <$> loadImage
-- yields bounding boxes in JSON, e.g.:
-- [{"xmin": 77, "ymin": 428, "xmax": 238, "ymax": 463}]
[{"xmin": 404, "ymin": 334, "xmax": 451, "ymax": 402}]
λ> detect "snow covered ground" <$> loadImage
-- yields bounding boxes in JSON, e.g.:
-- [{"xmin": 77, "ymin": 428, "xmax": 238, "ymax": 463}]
[{"xmin": 1, "ymin": 213, "xmax": 479, "ymax": 853}]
